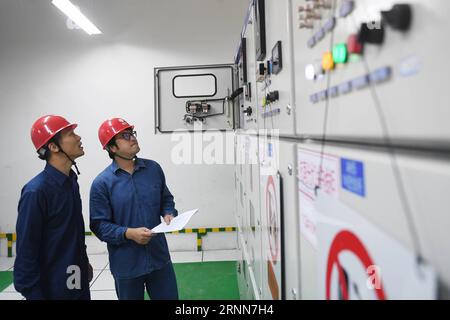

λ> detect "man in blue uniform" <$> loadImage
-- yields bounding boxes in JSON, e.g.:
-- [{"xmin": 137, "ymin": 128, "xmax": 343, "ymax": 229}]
[
  {"xmin": 14, "ymin": 115, "xmax": 92, "ymax": 300},
  {"xmin": 90, "ymin": 118, "xmax": 178, "ymax": 300}
]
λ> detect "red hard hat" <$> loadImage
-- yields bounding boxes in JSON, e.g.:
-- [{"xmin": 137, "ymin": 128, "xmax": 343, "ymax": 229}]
[
  {"xmin": 31, "ymin": 115, "xmax": 77, "ymax": 151},
  {"xmin": 98, "ymin": 118, "xmax": 134, "ymax": 149}
]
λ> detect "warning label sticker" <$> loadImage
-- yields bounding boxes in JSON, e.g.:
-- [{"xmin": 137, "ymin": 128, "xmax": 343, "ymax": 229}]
[{"xmin": 315, "ymin": 191, "xmax": 437, "ymax": 300}]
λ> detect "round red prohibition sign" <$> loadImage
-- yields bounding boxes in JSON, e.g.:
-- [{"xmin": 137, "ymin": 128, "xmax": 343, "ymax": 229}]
[
  {"xmin": 265, "ymin": 175, "xmax": 279, "ymax": 263},
  {"xmin": 326, "ymin": 230, "xmax": 386, "ymax": 300}
]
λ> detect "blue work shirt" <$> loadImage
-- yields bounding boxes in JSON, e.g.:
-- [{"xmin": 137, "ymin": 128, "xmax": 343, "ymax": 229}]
[
  {"xmin": 14, "ymin": 163, "xmax": 90, "ymax": 300},
  {"xmin": 89, "ymin": 158, "xmax": 178, "ymax": 280}
]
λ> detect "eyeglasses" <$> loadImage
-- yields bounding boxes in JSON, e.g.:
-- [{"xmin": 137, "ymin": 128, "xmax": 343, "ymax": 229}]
[{"xmin": 117, "ymin": 130, "xmax": 137, "ymax": 141}]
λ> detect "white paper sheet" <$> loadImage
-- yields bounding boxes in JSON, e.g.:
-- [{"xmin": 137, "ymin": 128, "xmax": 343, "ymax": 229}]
[{"xmin": 151, "ymin": 208, "xmax": 199, "ymax": 233}]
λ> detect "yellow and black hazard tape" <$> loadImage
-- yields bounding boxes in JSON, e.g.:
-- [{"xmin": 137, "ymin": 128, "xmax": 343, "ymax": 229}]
[
  {"xmin": 88, "ymin": 228, "xmax": 237, "ymax": 252},
  {"xmin": 87, "ymin": 227, "xmax": 237, "ymax": 251},
  {"xmin": 0, "ymin": 228, "xmax": 237, "ymax": 257},
  {"xmin": 169, "ymin": 227, "xmax": 236, "ymax": 251},
  {"xmin": 0, "ymin": 233, "xmax": 16, "ymax": 258}
]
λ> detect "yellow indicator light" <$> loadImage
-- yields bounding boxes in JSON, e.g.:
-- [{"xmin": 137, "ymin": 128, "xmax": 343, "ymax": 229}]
[{"xmin": 322, "ymin": 51, "xmax": 334, "ymax": 71}]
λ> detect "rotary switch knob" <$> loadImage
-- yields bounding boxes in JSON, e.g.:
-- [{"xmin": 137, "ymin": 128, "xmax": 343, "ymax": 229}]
[
  {"xmin": 358, "ymin": 21, "xmax": 385, "ymax": 45},
  {"xmin": 243, "ymin": 106, "xmax": 252, "ymax": 116},
  {"xmin": 381, "ymin": 4, "xmax": 412, "ymax": 31}
]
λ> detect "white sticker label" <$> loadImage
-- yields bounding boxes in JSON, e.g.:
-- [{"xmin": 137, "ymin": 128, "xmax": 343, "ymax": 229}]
[{"xmin": 297, "ymin": 148, "xmax": 339, "ymax": 249}]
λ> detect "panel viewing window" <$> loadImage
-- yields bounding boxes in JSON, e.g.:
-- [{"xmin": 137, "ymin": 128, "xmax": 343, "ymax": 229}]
[{"xmin": 172, "ymin": 74, "xmax": 217, "ymax": 98}]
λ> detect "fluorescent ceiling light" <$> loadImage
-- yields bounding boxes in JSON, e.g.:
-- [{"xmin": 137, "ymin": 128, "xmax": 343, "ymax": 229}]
[{"xmin": 52, "ymin": 0, "xmax": 102, "ymax": 35}]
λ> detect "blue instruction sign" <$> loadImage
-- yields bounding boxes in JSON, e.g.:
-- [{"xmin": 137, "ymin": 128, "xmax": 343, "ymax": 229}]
[{"xmin": 341, "ymin": 158, "xmax": 365, "ymax": 197}]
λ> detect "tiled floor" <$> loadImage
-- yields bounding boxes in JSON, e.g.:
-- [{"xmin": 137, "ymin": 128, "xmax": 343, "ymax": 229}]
[
  {"xmin": 88, "ymin": 254, "xmax": 110, "ymax": 270},
  {"xmin": 0, "ymin": 249, "xmax": 239, "ymax": 300},
  {"xmin": 0, "ymin": 256, "xmax": 15, "ymax": 271}
]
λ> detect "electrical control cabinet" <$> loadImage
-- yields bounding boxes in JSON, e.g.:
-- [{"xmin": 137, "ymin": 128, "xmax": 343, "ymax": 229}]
[
  {"xmin": 237, "ymin": 237, "xmax": 254, "ymax": 300},
  {"xmin": 297, "ymin": 141, "xmax": 450, "ymax": 298},
  {"xmin": 231, "ymin": 0, "xmax": 450, "ymax": 301},
  {"xmin": 154, "ymin": 64, "xmax": 236, "ymax": 133},
  {"xmin": 235, "ymin": 134, "xmax": 245, "ymax": 235},
  {"xmin": 238, "ymin": 5, "xmax": 260, "ymax": 130},
  {"xmin": 236, "ymin": 134, "xmax": 249, "ymax": 243},
  {"xmin": 230, "ymin": 0, "xmax": 450, "ymax": 301},
  {"xmin": 255, "ymin": 0, "xmax": 296, "ymax": 135},
  {"xmin": 244, "ymin": 135, "xmax": 263, "ymax": 297},
  {"xmin": 292, "ymin": 0, "xmax": 450, "ymax": 149},
  {"xmin": 236, "ymin": 132, "xmax": 262, "ymax": 299},
  {"xmin": 259, "ymin": 138, "xmax": 300, "ymax": 300}
]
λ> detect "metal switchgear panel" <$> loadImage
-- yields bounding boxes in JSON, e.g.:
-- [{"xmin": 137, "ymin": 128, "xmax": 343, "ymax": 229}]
[
  {"xmin": 292, "ymin": 0, "xmax": 450, "ymax": 150},
  {"xmin": 256, "ymin": 0, "xmax": 296, "ymax": 136},
  {"xmin": 238, "ymin": 4, "xmax": 259, "ymax": 130},
  {"xmin": 155, "ymin": 64, "xmax": 236, "ymax": 133}
]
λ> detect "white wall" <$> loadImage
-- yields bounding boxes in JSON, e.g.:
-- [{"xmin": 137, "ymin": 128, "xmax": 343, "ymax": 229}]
[{"xmin": 0, "ymin": 0, "xmax": 249, "ymax": 232}]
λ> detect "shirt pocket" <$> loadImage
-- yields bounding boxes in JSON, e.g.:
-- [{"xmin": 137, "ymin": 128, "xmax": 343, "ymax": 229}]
[{"xmin": 138, "ymin": 183, "xmax": 162, "ymax": 208}]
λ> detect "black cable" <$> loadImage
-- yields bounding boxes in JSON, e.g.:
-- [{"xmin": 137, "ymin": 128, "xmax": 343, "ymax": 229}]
[
  {"xmin": 316, "ymin": 0, "xmax": 337, "ymax": 194},
  {"xmin": 361, "ymin": 57, "xmax": 424, "ymax": 265},
  {"xmin": 343, "ymin": 9, "xmax": 425, "ymax": 266}
]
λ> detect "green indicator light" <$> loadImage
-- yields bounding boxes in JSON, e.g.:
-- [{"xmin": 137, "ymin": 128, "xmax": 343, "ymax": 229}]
[{"xmin": 332, "ymin": 43, "xmax": 348, "ymax": 64}]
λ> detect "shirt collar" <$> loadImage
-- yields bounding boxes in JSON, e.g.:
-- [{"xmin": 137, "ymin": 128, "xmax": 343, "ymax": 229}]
[
  {"xmin": 110, "ymin": 157, "xmax": 146, "ymax": 174},
  {"xmin": 44, "ymin": 163, "xmax": 76, "ymax": 186},
  {"xmin": 135, "ymin": 157, "xmax": 146, "ymax": 170},
  {"xmin": 110, "ymin": 159, "xmax": 119, "ymax": 173}
]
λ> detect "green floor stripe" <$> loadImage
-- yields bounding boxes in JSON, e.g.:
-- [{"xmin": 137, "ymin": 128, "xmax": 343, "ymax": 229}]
[
  {"xmin": 0, "ymin": 271, "xmax": 13, "ymax": 292},
  {"xmin": 173, "ymin": 261, "xmax": 239, "ymax": 300}
]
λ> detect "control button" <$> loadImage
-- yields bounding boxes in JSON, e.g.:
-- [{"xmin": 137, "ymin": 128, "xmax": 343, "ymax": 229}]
[
  {"xmin": 323, "ymin": 17, "xmax": 336, "ymax": 32},
  {"xmin": 314, "ymin": 28, "xmax": 326, "ymax": 42},
  {"xmin": 317, "ymin": 90, "xmax": 328, "ymax": 101},
  {"xmin": 307, "ymin": 36, "xmax": 316, "ymax": 48},
  {"xmin": 347, "ymin": 34, "xmax": 363, "ymax": 54},
  {"xmin": 338, "ymin": 81, "xmax": 352, "ymax": 94},
  {"xmin": 351, "ymin": 75, "xmax": 369, "ymax": 90},
  {"xmin": 243, "ymin": 106, "xmax": 253, "ymax": 116},
  {"xmin": 358, "ymin": 22, "xmax": 385, "ymax": 45},
  {"xmin": 369, "ymin": 66, "xmax": 392, "ymax": 84},
  {"xmin": 305, "ymin": 64, "xmax": 316, "ymax": 80},
  {"xmin": 339, "ymin": 0, "xmax": 355, "ymax": 18},
  {"xmin": 322, "ymin": 51, "xmax": 334, "ymax": 71},
  {"xmin": 310, "ymin": 93, "xmax": 319, "ymax": 104},
  {"xmin": 381, "ymin": 4, "xmax": 412, "ymax": 31},
  {"xmin": 332, "ymin": 43, "xmax": 348, "ymax": 64},
  {"xmin": 328, "ymin": 86, "xmax": 339, "ymax": 98}
]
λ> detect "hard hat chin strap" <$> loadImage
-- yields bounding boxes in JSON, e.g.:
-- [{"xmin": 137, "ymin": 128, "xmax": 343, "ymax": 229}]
[{"xmin": 55, "ymin": 142, "xmax": 81, "ymax": 175}]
